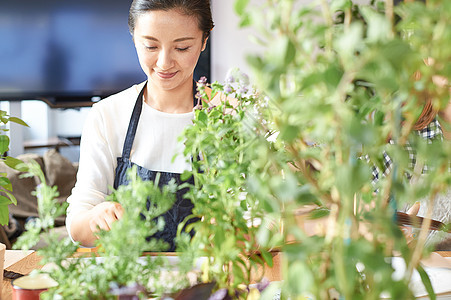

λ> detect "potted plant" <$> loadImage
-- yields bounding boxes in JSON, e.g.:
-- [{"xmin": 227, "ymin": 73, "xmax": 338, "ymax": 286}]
[
  {"xmin": 14, "ymin": 161, "xmax": 192, "ymax": 299},
  {"xmin": 176, "ymin": 70, "xmax": 276, "ymax": 296}
]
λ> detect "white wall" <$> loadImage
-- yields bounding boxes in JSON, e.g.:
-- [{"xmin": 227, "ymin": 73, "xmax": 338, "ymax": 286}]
[
  {"xmin": 2, "ymin": 101, "xmax": 25, "ymax": 157},
  {"xmin": 210, "ymin": 0, "xmax": 264, "ymax": 82},
  {"xmin": 20, "ymin": 102, "xmax": 89, "ymax": 161},
  {"xmin": 21, "ymin": 101, "xmax": 52, "ymax": 141}
]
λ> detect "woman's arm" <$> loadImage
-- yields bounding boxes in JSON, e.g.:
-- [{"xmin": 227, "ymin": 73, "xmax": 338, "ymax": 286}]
[
  {"xmin": 70, "ymin": 201, "xmax": 123, "ymax": 247},
  {"xmin": 66, "ymin": 102, "xmax": 124, "ymax": 247}
]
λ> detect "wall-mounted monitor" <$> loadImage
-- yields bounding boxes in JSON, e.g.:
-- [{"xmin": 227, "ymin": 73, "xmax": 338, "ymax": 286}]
[{"xmin": 0, "ymin": 0, "xmax": 210, "ymax": 107}]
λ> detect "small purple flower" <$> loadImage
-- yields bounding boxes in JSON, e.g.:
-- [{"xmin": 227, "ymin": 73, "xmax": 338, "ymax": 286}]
[
  {"xmin": 198, "ymin": 76, "xmax": 208, "ymax": 86},
  {"xmin": 224, "ymin": 84, "xmax": 233, "ymax": 94},
  {"xmin": 194, "ymin": 104, "xmax": 203, "ymax": 111},
  {"xmin": 207, "ymin": 105, "xmax": 216, "ymax": 113},
  {"xmin": 208, "ymin": 288, "xmax": 228, "ymax": 300},
  {"xmin": 255, "ymin": 277, "xmax": 270, "ymax": 292},
  {"xmin": 240, "ymin": 73, "xmax": 250, "ymax": 85},
  {"xmin": 225, "ymin": 75, "xmax": 235, "ymax": 84},
  {"xmin": 238, "ymin": 86, "xmax": 248, "ymax": 95}
]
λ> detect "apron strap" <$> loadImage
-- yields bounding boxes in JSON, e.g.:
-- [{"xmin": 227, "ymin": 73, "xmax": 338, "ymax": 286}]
[
  {"xmin": 121, "ymin": 82, "xmax": 146, "ymax": 159},
  {"xmin": 121, "ymin": 80, "xmax": 197, "ymax": 160},
  {"xmin": 192, "ymin": 80, "xmax": 198, "ymax": 107}
]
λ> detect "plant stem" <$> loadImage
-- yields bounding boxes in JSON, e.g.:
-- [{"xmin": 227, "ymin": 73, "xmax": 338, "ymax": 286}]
[
  {"xmin": 344, "ymin": 3, "xmax": 352, "ymax": 29},
  {"xmin": 385, "ymin": 0, "xmax": 395, "ymax": 38},
  {"xmin": 320, "ymin": 0, "xmax": 333, "ymax": 55},
  {"xmin": 286, "ymin": 144, "xmax": 334, "ymax": 204},
  {"xmin": 405, "ymin": 186, "xmax": 439, "ymax": 281}
]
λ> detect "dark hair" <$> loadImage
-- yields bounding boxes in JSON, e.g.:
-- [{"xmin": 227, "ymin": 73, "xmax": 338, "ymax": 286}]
[{"xmin": 128, "ymin": 0, "xmax": 214, "ymax": 41}]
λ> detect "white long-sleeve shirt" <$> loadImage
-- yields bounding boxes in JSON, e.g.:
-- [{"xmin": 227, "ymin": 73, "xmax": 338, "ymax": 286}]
[{"xmin": 66, "ymin": 82, "xmax": 194, "ymax": 239}]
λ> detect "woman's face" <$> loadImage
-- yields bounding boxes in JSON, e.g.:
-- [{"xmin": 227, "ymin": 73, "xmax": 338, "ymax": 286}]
[{"xmin": 133, "ymin": 9, "xmax": 206, "ymax": 92}]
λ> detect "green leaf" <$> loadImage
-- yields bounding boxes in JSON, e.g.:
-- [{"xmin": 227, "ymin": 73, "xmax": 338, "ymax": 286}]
[
  {"xmin": 0, "ymin": 204, "xmax": 9, "ymax": 226},
  {"xmin": 0, "ymin": 177, "xmax": 12, "ymax": 191},
  {"xmin": 196, "ymin": 109, "xmax": 208, "ymax": 125},
  {"xmin": 239, "ymin": 14, "xmax": 251, "ymax": 27},
  {"xmin": 287, "ymin": 261, "xmax": 313, "ymax": 294},
  {"xmin": 257, "ymin": 224, "xmax": 271, "ymax": 247},
  {"xmin": 240, "ymin": 199, "xmax": 247, "ymax": 210},
  {"xmin": 2, "ymin": 191, "xmax": 17, "ymax": 205},
  {"xmin": 296, "ymin": 184, "xmax": 321, "ymax": 206},
  {"xmin": 232, "ymin": 260, "xmax": 245, "ymax": 283},
  {"xmin": 348, "ymin": 118, "xmax": 377, "ymax": 145},
  {"xmin": 8, "ymin": 117, "xmax": 29, "ymax": 127},
  {"xmin": 324, "ymin": 63, "xmax": 344, "ymax": 90},
  {"xmin": 180, "ymin": 170, "xmax": 193, "ymax": 181},
  {"xmin": 330, "ymin": 0, "xmax": 352, "ymax": 11},
  {"xmin": 284, "ymin": 39, "xmax": 296, "ymax": 65},
  {"xmin": 334, "ymin": 22, "xmax": 363, "ymax": 64},
  {"xmin": 336, "ymin": 158, "xmax": 372, "ymax": 199},
  {"xmin": 417, "ymin": 264, "xmax": 436, "ymax": 300},
  {"xmin": 0, "ymin": 195, "xmax": 13, "ymax": 205},
  {"xmin": 308, "ymin": 207, "xmax": 330, "ymax": 219},
  {"xmin": 360, "ymin": 6, "xmax": 391, "ymax": 43},
  {"xmin": 234, "ymin": 0, "xmax": 250, "ymax": 15},
  {"xmin": 4, "ymin": 156, "xmax": 24, "ymax": 170},
  {"xmin": 0, "ymin": 135, "xmax": 9, "ymax": 155},
  {"xmin": 280, "ymin": 125, "xmax": 299, "ymax": 142},
  {"xmin": 260, "ymin": 250, "xmax": 274, "ymax": 268}
]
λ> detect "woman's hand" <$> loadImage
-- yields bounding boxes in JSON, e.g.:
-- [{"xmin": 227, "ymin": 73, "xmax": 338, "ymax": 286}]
[
  {"xmin": 70, "ymin": 201, "xmax": 124, "ymax": 247},
  {"xmin": 88, "ymin": 201, "xmax": 124, "ymax": 233}
]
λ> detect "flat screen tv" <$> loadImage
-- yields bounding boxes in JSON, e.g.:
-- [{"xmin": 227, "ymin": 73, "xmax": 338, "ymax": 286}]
[{"xmin": 0, "ymin": 0, "xmax": 210, "ymax": 106}]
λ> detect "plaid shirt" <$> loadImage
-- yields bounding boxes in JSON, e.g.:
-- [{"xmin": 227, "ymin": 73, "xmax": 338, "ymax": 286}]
[{"xmin": 371, "ymin": 119, "xmax": 444, "ymax": 185}]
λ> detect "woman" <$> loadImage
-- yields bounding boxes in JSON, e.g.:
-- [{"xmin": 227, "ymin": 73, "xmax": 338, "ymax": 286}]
[{"xmin": 66, "ymin": 0, "xmax": 214, "ymax": 250}]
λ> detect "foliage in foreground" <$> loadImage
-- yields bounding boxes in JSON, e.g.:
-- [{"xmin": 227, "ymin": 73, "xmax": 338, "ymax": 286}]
[
  {"xmin": 234, "ymin": 0, "xmax": 451, "ymax": 299},
  {"xmin": 14, "ymin": 162, "xmax": 191, "ymax": 299},
  {"xmin": 10, "ymin": 0, "xmax": 451, "ymax": 299}
]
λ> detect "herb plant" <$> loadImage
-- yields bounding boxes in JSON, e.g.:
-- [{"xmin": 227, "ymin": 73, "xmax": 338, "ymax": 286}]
[
  {"xmin": 232, "ymin": 0, "xmax": 451, "ymax": 299},
  {"xmin": 177, "ymin": 70, "xmax": 275, "ymax": 296},
  {"xmin": 14, "ymin": 163, "xmax": 191, "ymax": 299}
]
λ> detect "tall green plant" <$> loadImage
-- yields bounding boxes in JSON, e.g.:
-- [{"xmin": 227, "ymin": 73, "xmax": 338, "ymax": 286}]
[
  {"xmin": 178, "ymin": 71, "xmax": 274, "ymax": 295},
  {"xmin": 0, "ymin": 109, "xmax": 28, "ymax": 225},
  {"xmin": 234, "ymin": 0, "xmax": 450, "ymax": 299}
]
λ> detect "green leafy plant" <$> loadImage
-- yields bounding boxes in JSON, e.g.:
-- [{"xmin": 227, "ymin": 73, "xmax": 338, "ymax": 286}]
[
  {"xmin": 11, "ymin": 70, "xmax": 274, "ymax": 299},
  {"xmin": 176, "ymin": 70, "xmax": 275, "ymax": 297},
  {"xmin": 0, "ymin": 109, "xmax": 28, "ymax": 225},
  {"xmin": 231, "ymin": 0, "xmax": 451, "ymax": 299},
  {"xmin": 14, "ymin": 163, "xmax": 193, "ymax": 299}
]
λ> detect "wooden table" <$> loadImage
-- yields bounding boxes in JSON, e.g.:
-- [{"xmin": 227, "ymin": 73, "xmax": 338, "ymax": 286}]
[
  {"xmin": 1, "ymin": 250, "xmax": 450, "ymax": 300},
  {"xmin": 2, "ymin": 250, "xmax": 42, "ymax": 300}
]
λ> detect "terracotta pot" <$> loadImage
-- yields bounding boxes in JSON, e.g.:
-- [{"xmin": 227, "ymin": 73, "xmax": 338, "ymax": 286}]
[
  {"xmin": 0, "ymin": 243, "xmax": 5, "ymax": 296},
  {"xmin": 11, "ymin": 273, "xmax": 58, "ymax": 300}
]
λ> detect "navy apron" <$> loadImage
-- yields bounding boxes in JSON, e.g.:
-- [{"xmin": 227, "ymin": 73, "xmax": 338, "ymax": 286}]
[{"xmin": 113, "ymin": 83, "xmax": 196, "ymax": 251}]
